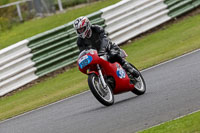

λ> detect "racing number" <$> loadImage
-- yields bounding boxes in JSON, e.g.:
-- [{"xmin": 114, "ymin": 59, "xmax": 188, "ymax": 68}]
[{"xmin": 81, "ymin": 59, "xmax": 89, "ymax": 68}]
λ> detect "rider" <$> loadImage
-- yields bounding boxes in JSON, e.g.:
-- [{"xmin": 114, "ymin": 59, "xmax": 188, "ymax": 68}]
[{"xmin": 73, "ymin": 16, "xmax": 139, "ymax": 78}]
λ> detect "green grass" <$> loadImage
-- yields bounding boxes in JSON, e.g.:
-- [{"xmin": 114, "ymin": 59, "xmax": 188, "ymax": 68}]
[
  {"xmin": 139, "ymin": 111, "xmax": 200, "ymax": 133},
  {"xmin": 0, "ymin": 6, "xmax": 200, "ymax": 128},
  {"xmin": 0, "ymin": 0, "xmax": 120, "ymax": 49}
]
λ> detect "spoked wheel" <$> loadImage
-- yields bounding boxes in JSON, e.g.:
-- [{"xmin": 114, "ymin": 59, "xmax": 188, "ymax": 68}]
[
  {"xmin": 130, "ymin": 64, "xmax": 146, "ymax": 95},
  {"xmin": 88, "ymin": 73, "xmax": 114, "ymax": 106}
]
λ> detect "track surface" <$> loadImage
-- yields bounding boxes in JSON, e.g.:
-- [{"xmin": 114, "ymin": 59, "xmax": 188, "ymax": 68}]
[{"xmin": 0, "ymin": 49, "xmax": 200, "ymax": 133}]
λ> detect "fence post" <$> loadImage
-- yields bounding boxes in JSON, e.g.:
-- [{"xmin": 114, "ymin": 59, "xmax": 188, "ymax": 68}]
[
  {"xmin": 57, "ymin": 0, "xmax": 64, "ymax": 12},
  {"xmin": 16, "ymin": 3, "xmax": 23, "ymax": 21}
]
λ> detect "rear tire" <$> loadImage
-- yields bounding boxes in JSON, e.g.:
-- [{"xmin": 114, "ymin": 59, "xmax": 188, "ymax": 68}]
[
  {"xmin": 129, "ymin": 64, "xmax": 146, "ymax": 95},
  {"xmin": 88, "ymin": 74, "xmax": 114, "ymax": 106}
]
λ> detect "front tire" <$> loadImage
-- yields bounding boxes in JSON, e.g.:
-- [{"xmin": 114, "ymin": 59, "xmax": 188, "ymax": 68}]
[{"xmin": 88, "ymin": 73, "xmax": 114, "ymax": 106}]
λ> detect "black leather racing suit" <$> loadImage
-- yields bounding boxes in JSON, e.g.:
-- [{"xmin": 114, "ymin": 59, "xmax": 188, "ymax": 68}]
[
  {"xmin": 77, "ymin": 25, "xmax": 125, "ymax": 65},
  {"xmin": 76, "ymin": 25, "xmax": 139, "ymax": 77}
]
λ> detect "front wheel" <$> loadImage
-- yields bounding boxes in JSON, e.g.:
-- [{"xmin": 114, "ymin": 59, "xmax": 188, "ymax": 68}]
[
  {"xmin": 130, "ymin": 64, "xmax": 146, "ymax": 95},
  {"xmin": 88, "ymin": 73, "xmax": 114, "ymax": 106}
]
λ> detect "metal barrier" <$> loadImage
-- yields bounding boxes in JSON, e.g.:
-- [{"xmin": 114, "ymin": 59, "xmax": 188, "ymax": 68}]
[
  {"xmin": 165, "ymin": 0, "xmax": 200, "ymax": 18},
  {"xmin": 102, "ymin": 0, "xmax": 171, "ymax": 45},
  {"xmin": 0, "ymin": 11, "xmax": 104, "ymax": 96},
  {"xmin": 0, "ymin": 40, "xmax": 38, "ymax": 96},
  {"xmin": 0, "ymin": 0, "xmax": 200, "ymax": 96}
]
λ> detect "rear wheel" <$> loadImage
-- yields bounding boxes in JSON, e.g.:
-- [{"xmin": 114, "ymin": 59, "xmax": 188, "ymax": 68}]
[
  {"xmin": 88, "ymin": 74, "xmax": 114, "ymax": 106},
  {"xmin": 129, "ymin": 64, "xmax": 146, "ymax": 95}
]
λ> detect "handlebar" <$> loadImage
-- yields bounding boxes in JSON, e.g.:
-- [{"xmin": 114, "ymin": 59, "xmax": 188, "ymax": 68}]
[{"xmin": 78, "ymin": 49, "xmax": 108, "ymax": 61}]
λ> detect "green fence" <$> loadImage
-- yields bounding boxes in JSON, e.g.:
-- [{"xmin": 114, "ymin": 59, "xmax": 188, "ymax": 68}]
[
  {"xmin": 165, "ymin": 0, "xmax": 200, "ymax": 18},
  {"xmin": 27, "ymin": 11, "xmax": 105, "ymax": 77}
]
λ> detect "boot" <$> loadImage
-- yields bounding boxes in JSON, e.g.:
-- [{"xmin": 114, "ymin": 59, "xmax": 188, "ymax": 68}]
[{"xmin": 122, "ymin": 62, "xmax": 140, "ymax": 78}]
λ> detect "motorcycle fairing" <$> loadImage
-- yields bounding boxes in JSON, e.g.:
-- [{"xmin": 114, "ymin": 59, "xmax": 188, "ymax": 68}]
[
  {"xmin": 78, "ymin": 49, "xmax": 135, "ymax": 94},
  {"xmin": 100, "ymin": 62, "xmax": 134, "ymax": 94},
  {"xmin": 78, "ymin": 55, "xmax": 93, "ymax": 69}
]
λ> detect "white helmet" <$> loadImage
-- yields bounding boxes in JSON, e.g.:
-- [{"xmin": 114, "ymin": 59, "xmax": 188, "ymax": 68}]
[{"xmin": 73, "ymin": 16, "xmax": 92, "ymax": 39}]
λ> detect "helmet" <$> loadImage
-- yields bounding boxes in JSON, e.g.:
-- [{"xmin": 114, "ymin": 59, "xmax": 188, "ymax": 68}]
[{"xmin": 73, "ymin": 16, "xmax": 92, "ymax": 39}]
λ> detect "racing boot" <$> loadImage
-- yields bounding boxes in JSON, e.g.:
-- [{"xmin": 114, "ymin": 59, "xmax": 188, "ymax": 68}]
[{"xmin": 122, "ymin": 62, "xmax": 140, "ymax": 78}]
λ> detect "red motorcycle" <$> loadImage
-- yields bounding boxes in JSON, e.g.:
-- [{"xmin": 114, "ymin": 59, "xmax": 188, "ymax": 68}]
[{"xmin": 77, "ymin": 49, "xmax": 146, "ymax": 106}]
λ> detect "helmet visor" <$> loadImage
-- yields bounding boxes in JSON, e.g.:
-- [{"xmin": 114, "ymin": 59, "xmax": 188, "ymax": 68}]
[{"xmin": 77, "ymin": 26, "xmax": 86, "ymax": 34}]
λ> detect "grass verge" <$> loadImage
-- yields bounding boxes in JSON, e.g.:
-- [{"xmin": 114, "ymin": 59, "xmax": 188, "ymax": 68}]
[
  {"xmin": 0, "ymin": 8, "xmax": 200, "ymax": 123},
  {"xmin": 0, "ymin": 0, "xmax": 120, "ymax": 49},
  {"xmin": 139, "ymin": 111, "xmax": 200, "ymax": 133}
]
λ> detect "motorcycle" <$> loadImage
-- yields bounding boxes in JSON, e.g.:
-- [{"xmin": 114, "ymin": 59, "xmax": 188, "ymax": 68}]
[{"xmin": 77, "ymin": 49, "xmax": 146, "ymax": 106}]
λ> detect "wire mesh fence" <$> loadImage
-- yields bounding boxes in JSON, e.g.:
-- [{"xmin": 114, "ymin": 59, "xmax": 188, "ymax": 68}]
[
  {"xmin": 0, "ymin": 0, "xmax": 55, "ymax": 31},
  {"xmin": 0, "ymin": 0, "xmax": 99, "ymax": 32}
]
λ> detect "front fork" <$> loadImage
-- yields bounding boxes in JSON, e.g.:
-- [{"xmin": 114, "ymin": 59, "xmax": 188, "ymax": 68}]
[{"xmin": 97, "ymin": 64, "xmax": 108, "ymax": 91}]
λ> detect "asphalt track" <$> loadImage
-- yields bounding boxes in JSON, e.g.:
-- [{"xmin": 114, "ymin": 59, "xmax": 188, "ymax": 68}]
[{"xmin": 0, "ymin": 49, "xmax": 200, "ymax": 133}]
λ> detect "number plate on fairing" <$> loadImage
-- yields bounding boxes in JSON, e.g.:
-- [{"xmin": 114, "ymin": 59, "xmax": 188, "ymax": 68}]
[
  {"xmin": 117, "ymin": 68, "xmax": 126, "ymax": 79},
  {"xmin": 78, "ymin": 55, "xmax": 93, "ymax": 69},
  {"xmin": 116, "ymin": 64, "xmax": 126, "ymax": 79}
]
